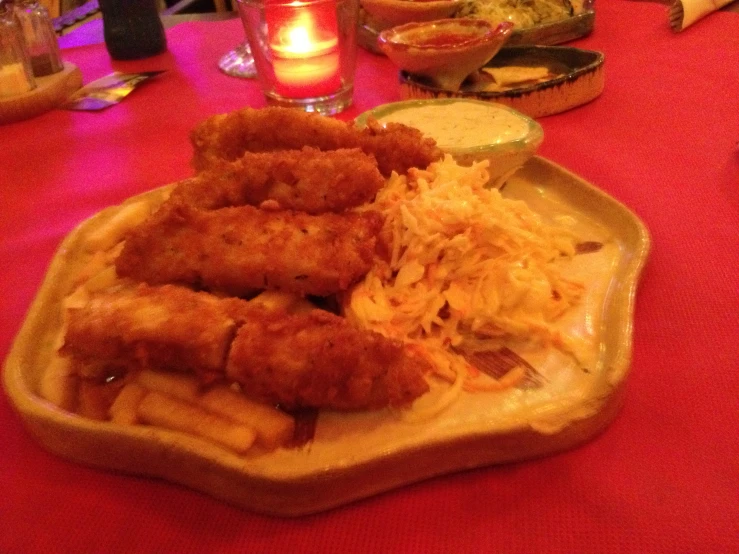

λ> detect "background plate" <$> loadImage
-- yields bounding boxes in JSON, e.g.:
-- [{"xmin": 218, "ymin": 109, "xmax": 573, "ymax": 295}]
[
  {"xmin": 3, "ymin": 156, "xmax": 649, "ymax": 516},
  {"xmin": 399, "ymin": 45, "xmax": 605, "ymax": 118}
]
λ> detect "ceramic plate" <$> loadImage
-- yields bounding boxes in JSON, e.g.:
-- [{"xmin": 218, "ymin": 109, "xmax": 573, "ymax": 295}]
[
  {"xmin": 3, "ymin": 157, "xmax": 649, "ymax": 516},
  {"xmin": 400, "ymin": 45, "xmax": 605, "ymax": 118}
]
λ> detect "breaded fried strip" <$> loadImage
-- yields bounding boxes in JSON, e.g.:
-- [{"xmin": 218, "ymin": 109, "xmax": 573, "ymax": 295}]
[
  {"xmin": 190, "ymin": 107, "xmax": 442, "ymax": 177},
  {"xmin": 170, "ymin": 146, "xmax": 384, "ymax": 214},
  {"xmin": 360, "ymin": 120, "xmax": 443, "ymax": 177},
  {"xmin": 225, "ymin": 306, "xmax": 431, "ymax": 410},
  {"xmin": 191, "ymin": 107, "xmax": 354, "ymax": 169},
  {"xmin": 62, "ymin": 284, "xmax": 430, "ymax": 411},
  {"xmin": 115, "ymin": 202, "xmax": 383, "ymax": 297},
  {"xmin": 61, "ymin": 284, "xmax": 236, "ymax": 380}
]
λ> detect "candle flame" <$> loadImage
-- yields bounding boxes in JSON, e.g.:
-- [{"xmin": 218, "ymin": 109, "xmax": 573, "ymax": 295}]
[
  {"xmin": 273, "ymin": 11, "xmax": 338, "ymax": 57},
  {"xmin": 285, "ymin": 22, "xmax": 313, "ymax": 54}
]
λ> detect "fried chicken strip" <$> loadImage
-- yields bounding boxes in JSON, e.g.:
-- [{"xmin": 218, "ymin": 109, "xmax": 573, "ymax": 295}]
[
  {"xmin": 190, "ymin": 107, "xmax": 442, "ymax": 177},
  {"xmin": 170, "ymin": 146, "xmax": 384, "ymax": 214},
  {"xmin": 115, "ymin": 201, "xmax": 383, "ymax": 297},
  {"xmin": 191, "ymin": 107, "xmax": 353, "ymax": 168},
  {"xmin": 61, "ymin": 284, "xmax": 236, "ymax": 380},
  {"xmin": 359, "ymin": 117, "xmax": 445, "ymax": 181},
  {"xmin": 61, "ymin": 284, "xmax": 430, "ymax": 410},
  {"xmin": 225, "ymin": 306, "xmax": 431, "ymax": 410}
]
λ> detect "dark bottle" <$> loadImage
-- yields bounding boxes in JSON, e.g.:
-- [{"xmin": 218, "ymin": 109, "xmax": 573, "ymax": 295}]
[{"xmin": 98, "ymin": 0, "xmax": 167, "ymax": 61}]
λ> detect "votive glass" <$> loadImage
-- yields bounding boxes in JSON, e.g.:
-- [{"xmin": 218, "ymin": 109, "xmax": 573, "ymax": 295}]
[{"xmin": 237, "ymin": 0, "xmax": 359, "ymax": 115}]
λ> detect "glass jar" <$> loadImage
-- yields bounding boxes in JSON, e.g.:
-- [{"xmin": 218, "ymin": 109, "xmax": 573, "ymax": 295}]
[
  {"xmin": 13, "ymin": 0, "xmax": 64, "ymax": 77},
  {"xmin": 0, "ymin": 5, "xmax": 36, "ymax": 97}
]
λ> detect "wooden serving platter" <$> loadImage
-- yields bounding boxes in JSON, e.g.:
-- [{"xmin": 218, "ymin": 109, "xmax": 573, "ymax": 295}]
[{"xmin": 3, "ymin": 157, "xmax": 650, "ymax": 516}]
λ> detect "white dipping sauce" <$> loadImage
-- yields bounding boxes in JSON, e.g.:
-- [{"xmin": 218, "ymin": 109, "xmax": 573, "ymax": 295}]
[{"xmin": 378, "ymin": 102, "xmax": 530, "ymax": 149}]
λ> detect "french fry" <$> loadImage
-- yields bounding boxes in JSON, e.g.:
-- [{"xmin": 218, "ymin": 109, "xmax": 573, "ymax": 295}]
[
  {"xmin": 248, "ymin": 290, "xmax": 312, "ymax": 312},
  {"xmin": 84, "ymin": 200, "xmax": 152, "ymax": 253},
  {"xmin": 39, "ymin": 354, "xmax": 78, "ymax": 412},
  {"xmin": 135, "ymin": 369, "xmax": 199, "ymax": 402},
  {"xmin": 109, "ymin": 382, "xmax": 148, "ymax": 425},
  {"xmin": 77, "ymin": 379, "xmax": 125, "ymax": 421},
  {"xmin": 199, "ymin": 386, "xmax": 295, "ymax": 450},
  {"xmin": 137, "ymin": 390, "xmax": 257, "ymax": 454},
  {"xmin": 73, "ymin": 251, "xmax": 110, "ymax": 289},
  {"xmin": 83, "ymin": 266, "xmax": 119, "ymax": 293},
  {"xmin": 136, "ymin": 369, "xmax": 294, "ymax": 450}
]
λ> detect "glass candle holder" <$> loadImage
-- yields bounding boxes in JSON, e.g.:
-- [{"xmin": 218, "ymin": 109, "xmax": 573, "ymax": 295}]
[{"xmin": 237, "ymin": 0, "xmax": 359, "ymax": 115}]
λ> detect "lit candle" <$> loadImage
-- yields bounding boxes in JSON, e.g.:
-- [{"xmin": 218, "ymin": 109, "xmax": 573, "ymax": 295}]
[{"xmin": 266, "ymin": 2, "xmax": 341, "ymax": 98}]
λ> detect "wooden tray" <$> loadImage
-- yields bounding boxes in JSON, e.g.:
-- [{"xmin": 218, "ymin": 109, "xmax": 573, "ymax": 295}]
[
  {"xmin": 0, "ymin": 62, "xmax": 82, "ymax": 125},
  {"xmin": 399, "ymin": 45, "xmax": 605, "ymax": 118},
  {"xmin": 3, "ymin": 157, "xmax": 650, "ymax": 516}
]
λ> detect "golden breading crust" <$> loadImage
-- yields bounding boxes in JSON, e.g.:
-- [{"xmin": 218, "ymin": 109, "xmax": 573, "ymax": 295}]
[
  {"xmin": 115, "ymin": 201, "xmax": 384, "ymax": 297},
  {"xmin": 190, "ymin": 106, "xmax": 443, "ymax": 178},
  {"xmin": 225, "ymin": 306, "xmax": 431, "ymax": 410},
  {"xmin": 61, "ymin": 284, "xmax": 236, "ymax": 379},
  {"xmin": 191, "ymin": 107, "xmax": 353, "ymax": 168},
  {"xmin": 61, "ymin": 284, "xmax": 431, "ymax": 410},
  {"xmin": 169, "ymin": 146, "xmax": 384, "ymax": 214}
]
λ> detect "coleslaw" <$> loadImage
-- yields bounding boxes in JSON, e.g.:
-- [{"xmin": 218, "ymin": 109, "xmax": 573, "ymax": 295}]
[{"xmin": 347, "ymin": 155, "xmax": 585, "ymax": 392}]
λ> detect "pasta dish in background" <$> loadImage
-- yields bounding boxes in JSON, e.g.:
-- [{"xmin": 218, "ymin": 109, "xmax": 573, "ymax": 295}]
[{"xmin": 456, "ymin": 0, "xmax": 579, "ymax": 28}]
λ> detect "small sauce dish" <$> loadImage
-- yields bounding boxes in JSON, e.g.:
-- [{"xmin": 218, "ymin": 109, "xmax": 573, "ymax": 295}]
[
  {"xmin": 378, "ymin": 19, "xmax": 514, "ymax": 91},
  {"xmin": 355, "ymin": 99, "xmax": 544, "ymax": 187}
]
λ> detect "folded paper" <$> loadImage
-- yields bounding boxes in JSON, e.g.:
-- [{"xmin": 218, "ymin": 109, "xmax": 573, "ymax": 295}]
[{"xmin": 669, "ymin": 0, "xmax": 735, "ymax": 31}]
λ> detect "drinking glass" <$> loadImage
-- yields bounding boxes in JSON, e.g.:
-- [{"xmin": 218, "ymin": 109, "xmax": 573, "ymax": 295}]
[{"xmin": 218, "ymin": 40, "xmax": 256, "ymax": 78}]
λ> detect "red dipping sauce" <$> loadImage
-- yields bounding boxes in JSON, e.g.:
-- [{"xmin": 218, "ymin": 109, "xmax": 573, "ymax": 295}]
[{"xmin": 412, "ymin": 31, "xmax": 478, "ymax": 48}]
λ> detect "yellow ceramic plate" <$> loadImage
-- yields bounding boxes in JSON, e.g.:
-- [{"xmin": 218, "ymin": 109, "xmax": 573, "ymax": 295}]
[{"xmin": 3, "ymin": 157, "xmax": 649, "ymax": 516}]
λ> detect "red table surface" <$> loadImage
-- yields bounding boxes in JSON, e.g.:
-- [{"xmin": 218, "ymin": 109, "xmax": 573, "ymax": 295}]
[{"xmin": 1, "ymin": 1, "xmax": 738, "ymax": 552}]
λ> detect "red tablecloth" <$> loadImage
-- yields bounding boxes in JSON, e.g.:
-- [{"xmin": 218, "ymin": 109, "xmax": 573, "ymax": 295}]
[{"xmin": 2, "ymin": 2, "xmax": 738, "ymax": 552}]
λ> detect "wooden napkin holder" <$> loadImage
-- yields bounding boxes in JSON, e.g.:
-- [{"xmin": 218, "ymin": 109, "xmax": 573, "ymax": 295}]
[{"xmin": 0, "ymin": 61, "xmax": 82, "ymax": 125}]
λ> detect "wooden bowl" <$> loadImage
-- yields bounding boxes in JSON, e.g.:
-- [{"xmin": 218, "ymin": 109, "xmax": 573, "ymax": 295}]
[
  {"xmin": 0, "ymin": 62, "xmax": 82, "ymax": 124},
  {"xmin": 378, "ymin": 18, "xmax": 514, "ymax": 91}
]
